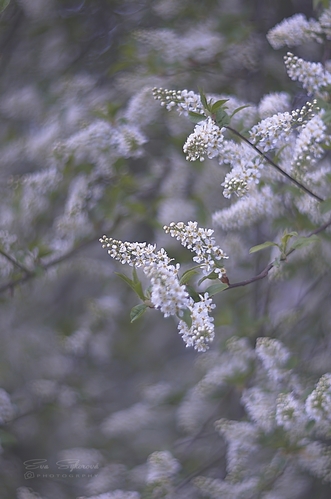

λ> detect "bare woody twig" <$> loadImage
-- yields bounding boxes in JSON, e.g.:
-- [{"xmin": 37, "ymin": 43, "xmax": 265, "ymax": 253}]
[
  {"xmin": 225, "ymin": 126, "xmax": 324, "ymax": 203},
  {"xmin": 226, "ymin": 217, "xmax": 331, "ymax": 290}
]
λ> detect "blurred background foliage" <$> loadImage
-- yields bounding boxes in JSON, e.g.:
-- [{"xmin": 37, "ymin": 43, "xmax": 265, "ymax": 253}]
[{"xmin": 0, "ymin": 0, "xmax": 330, "ymax": 498}]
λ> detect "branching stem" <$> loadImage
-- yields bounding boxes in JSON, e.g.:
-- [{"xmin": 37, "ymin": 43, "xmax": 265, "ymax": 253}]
[{"xmin": 225, "ymin": 125, "xmax": 324, "ymax": 203}]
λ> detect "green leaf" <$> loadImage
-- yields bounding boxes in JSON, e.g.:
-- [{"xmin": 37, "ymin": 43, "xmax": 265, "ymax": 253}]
[
  {"xmin": 198, "ymin": 270, "xmax": 219, "ymax": 285},
  {"xmin": 229, "ymin": 105, "xmax": 251, "ymax": 119},
  {"xmin": 320, "ymin": 197, "xmax": 331, "ymax": 214},
  {"xmin": 179, "ymin": 267, "xmax": 200, "ymax": 285},
  {"xmin": 188, "ymin": 111, "xmax": 206, "ymax": 124},
  {"xmin": 0, "ymin": 0, "xmax": 10, "ymax": 14},
  {"xmin": 115, "ymin": 272, "xmax": 135, "ymax": 289},
  {"xmin": 205, "ymin": 282, "xmax": 228, "ymax": 296},
  {"xmin": 289, "ymin": 235, "xmax": 320, "ymax": 251},
  {"xmin": 215, "ymin": 107, "xmax": 230, "ymax": 127},
  {"xmin": 211, "ymin": 99, "xmax": 229, "ymax": 112},
  {"xmin": 130, "ymin": 304, "xmax": 147, "ymax": 322},
  {"xmin": 178, "ymin": 307, "xmax": 192, "ymax": 328},
  {"xmin": 249, "ymin": 241, "xmax": 279, "ymax": 254},
  {"xmin": 132, "ymin": 266, "xmax": 145, "ymax": 300},
  {"xmin": 198, "ymin": 87, "xmax": 209, "ymax": 112}
]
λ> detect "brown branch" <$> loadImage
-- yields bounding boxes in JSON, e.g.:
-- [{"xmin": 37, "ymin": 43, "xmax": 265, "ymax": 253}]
[
  {"xmin": 225, "ymin": 126, "xmax": 324, "ymax": 203},
  {"xmin": 0, "ymin": 216, "xmax": 122, "ymax": 295},
  {"xmin": 226, "ymin": 217, "xmax": 331, "ymax": 290},
  {"xmin": 0, "ymin": 248, "xmax": 32, "ymax": 274}
]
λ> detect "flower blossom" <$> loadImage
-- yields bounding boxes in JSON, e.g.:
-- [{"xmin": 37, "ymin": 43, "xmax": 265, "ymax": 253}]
[
  {"xmin": 284, "ymin": 52, "xmax": 331, "ymax": 98},
  {"xmin": 267, "ymin": 13, "xmax": 323, "ymax": 49},
  {"xmin": 178, "ymin": 293, "xmax": 216, "ymax": 352},
  {"xmin": 152, "ymin": 87, "xmax": 204, "ymax": 116},
  {"xmin": 183, "ymin": 117, "xmax": 224, "ymax": 162},
  {"xmin": 163, "ymin": 221, "xmax": 228, "ymax": 276}
]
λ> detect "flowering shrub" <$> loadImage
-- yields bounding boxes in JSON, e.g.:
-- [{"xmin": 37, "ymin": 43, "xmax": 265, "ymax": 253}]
[{"xmin": 1, "ymin": 1, "xmax": 331, "ymax": 499}]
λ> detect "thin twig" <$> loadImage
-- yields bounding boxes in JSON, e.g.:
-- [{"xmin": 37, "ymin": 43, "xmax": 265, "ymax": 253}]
[
  {"xmin": 226, "ymin": 217, "xmax": 331, "ymax": 290},
  {"xmin": 0, "ymin": 216, "xmax": 122, "ymax": 295},
  {"xmin": 0, "ymin": 248, "xmax": 32, "ymax": 274},
  {"xmin": 225, "ymin": 126, "xmax": 324, "ymax": 203}
]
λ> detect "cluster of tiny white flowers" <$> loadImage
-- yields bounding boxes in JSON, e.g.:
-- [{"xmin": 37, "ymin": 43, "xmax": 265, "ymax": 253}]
[
  {"xmin": 297, "ymin": 440, "xmax": 331, "ymax": 482},
  {"xmin": 123, "ymin": 86, "xmax": 160, "ymax": 127},
  {"xmin": 219, "ymin": 140, "xmax": 265, "ymax": 198},
  {"xmin": 198, "ymin": 338, "xmax": 255, "ymax": 392},
  {"xmin": 221, "ymin": 172, "xmax": 249, "ymax": 199},
  {"xmin": 249, "ymin": 111, "xmax": 293, "ymax": 153},
  {"xmin": 152, "ymin": 87, "xmax": 204, "ymax": 116},
  {"xmin": 99, "ymin": 236, "xmax": 168, "ymax": 268},
  {"xmin": 183, "ymin": 117, "xmax": 224, "ymax": 161},
  {"xmin": 99, "ymin": 235, "xmax": 190, "ymax": 318},
  {"xmin": 305, "ymin": 373, "xmax": 331, "ymax": 423},
  {"xmin": 20, "ymin": 166, "xmax": 62, "ymax": 222},
  {"xmin": 144, "ymin": 260, "xmax": 190, "ymax": 318},
  {"xmin": 136, "ymin": 27, "xmax": 223, "ymax": 65},
  {"xmin": 275, "ymin": 393, "xmax": 306, "ymax": 433},
  {"xmin": 163, "ymin": 221, "xmax": 228, "ymax": 276},
  {"xmin": 146, "ymin": 451, "xmax": 180, "ymax": 484},
  {"xmin": 284, "ymin": 52, "xmax": 331, "ymax": 97},
  {"xmin": 255, "ymin": 337, "xmax": 291, "ymax": 384},
  {"xmin": 213, "ymin": 185, "xmax": 281, "ymax": 230},
  {"xmin": 267, "ymin": 13, "xmax": 323, "ymax": 49},
  {"xmin": 258, "ymin": 92, "xmax": 291, "ymax": 119},
  {"xmin": 101, "ymin": 402, "xmax": 154, "ymax": 437},
  {"xmin": 319, "ymin": 7, "xmax": 331, "ymax": 39},
  {"xmin": 241, "ymin": 387, "xmax": 277, "ymax": 433},
  {"xmin": 57, "ymin": 120, "xmax": 147, "ymax": 175},
  {"xmin": 250, "ymin": 101, "xmax": 317, "ymax": 155},
  {"xmin": 292, "ymin": 112, "xmax": 327, "ymax": 168},
  {"xmin": 178, "ymin": 293, "xmax": 216, "ymax": 352},
  {"xmin": 215, "ymin": 419, "xmax": 260, "ymax": 477}
]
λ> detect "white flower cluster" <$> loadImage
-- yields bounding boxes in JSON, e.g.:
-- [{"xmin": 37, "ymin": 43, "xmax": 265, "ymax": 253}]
[
  {"xmin": 183, "ymin": 117, "xmax": 224, "ymax": 161},
  {"xmin": 255, "ymin": 337, "xmax": 291, "ymax": 384},
  {"xmin": 267, "ymin": 13, "xmax": 323, "ymax": 49},
  {"xmin": 249, "ymin": 111, "xmax": 293, "ymax": 153},
  {"xmin": 292, "ymin": 112, "xmax": 327, "ymax": 168},
  {"xmin": 275, "ymin": 392, "xmax": 306, "ymax": 433},
  {"xmin": 152, "ymin": 87, "xmax": 204, "ymax": 116},
  {"xmin": 198, "ymin": 337, "xmax": 255, "ymax": 392},
  {"xmin": 144, "ymin": 260, "xmax": 190, "ymax": 318},
  {"xmin": 146, "ymin": 450, "xmax": 180, "ymax": 484},
  {"xmin": 305, "ymin": 373, "xmax": 331, "ymax": 423},
  {"xmin": 241, "ymin": 387, "xmax": 277, "ymax": 433},
  {"xmin": 101, "ymin": 402, "xmax": 154, "ymax": 438},
  {"xmin": 319, "ymin": 7, "xmax": 331, "ymax": 39},
  {"xmin": 99, "ymin": 235, "xmax": 190, "ymax": 318},
  {"xmin": 215, "ymin": 419, "xmax": 260, "ymax": 477},
  {"xmin": 219, "ymin": 141, "xmax": 264, "ymax": 198},
  {"xmin": 213, "ymin": 185, "xmax": 281, "ymax": 230},
  {"xmin": 258, "ymin": 92, "xmax": 291, "ymax": 119},
  {"xmin": 136, "ymin": 27, "xmax": 223, "ymax": 65},
  {"xmin": 178, "ymin": 293, "xmax": 216, "ymax": 352},
  {"xmin": 250, "ymin": 100, "xmax": 318, "ymax": 155},
  {"xmin": 284, "ymin": 52, "xmax": 331, "ymax": 97},
  {"xmin": 100, "ymin": 221, "xmax": 227, "ymax": 351},
  {"xmin": 57, "ymin": 120, "xmax": 147, "ymax": 176},
  {"xmin": 163, "ymin": 221, "xmax": 228, "ymax": 276}
]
